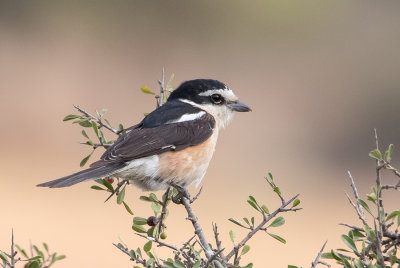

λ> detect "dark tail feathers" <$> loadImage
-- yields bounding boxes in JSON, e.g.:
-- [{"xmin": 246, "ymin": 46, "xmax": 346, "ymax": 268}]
[{"xmin": 37, "ymin": 163, "xmax": 124, "ymax": 188}]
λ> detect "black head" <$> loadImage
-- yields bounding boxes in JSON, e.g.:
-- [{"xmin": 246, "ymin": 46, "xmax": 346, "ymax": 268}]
[
  {"xmin": 168, "ymin": 79, "xmax": 228, "ymax": 104},
  {"xmin": 167, "ymin": 79, "xmax": 251, "ymax": 113}
]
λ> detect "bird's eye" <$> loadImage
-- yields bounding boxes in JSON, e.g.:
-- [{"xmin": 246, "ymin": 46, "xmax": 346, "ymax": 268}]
[{"xmin": 210, "ymin": 94, "xmax": 223, "ymax": 104}]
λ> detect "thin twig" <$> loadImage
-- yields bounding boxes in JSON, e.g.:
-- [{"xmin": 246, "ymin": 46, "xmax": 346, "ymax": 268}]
[
  {"xmin": 205, "ymin": 248, "xmax": 225, "ymax": 268},
  {"xmin": 346, "ymin": 171, "xmax": 367, "ymax": 224},
  {"xmin": 73, "ymin": 105, "xmax": 119, "ymax": 134},
  {"xmin": 157, "ymin": 187, "xmax": 171, "ymax": 239},
  {"xmin": 311, "ymin": 241, "xmax": 330, "ymax": 268},
  {"xmin": 134, "ymin": 233, "xmax": 178, "ymax": 251},
  {"xmin": 213, "ymin": 223, "xmax": 225, "ymax": 259},
  {"xmin": 112, "ymin": 243, "xmax": 147, "ymax": 266},
  {"xmin": 190, "ymin": 186, "xmax": 203, "ymax": 203},
  {"xmin": 156, "ymin": 68, "xmax": 165, "ymax": 108}
]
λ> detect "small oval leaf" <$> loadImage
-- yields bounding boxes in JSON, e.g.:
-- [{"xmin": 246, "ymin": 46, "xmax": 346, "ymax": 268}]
[
  {"xmin": 268, "ymin": 217, "xmax": 285, "ymax": 228},
  {"xmin": 141, "ymin": 86, "xmax": 155, "ymax": 95}
]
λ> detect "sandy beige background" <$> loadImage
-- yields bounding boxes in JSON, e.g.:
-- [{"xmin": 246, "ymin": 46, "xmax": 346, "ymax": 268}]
[{"xmin": 1, "ymin": 1, "xmax": 400, "ymax": 267}]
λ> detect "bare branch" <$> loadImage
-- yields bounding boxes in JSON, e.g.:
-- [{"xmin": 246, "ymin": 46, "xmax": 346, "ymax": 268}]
[
  {"xmin": 156, "ymin": 68, "xmax": 165, "ymax": 108},
  {"xmin": 180, "ymin": 196, "xmax": 224, "ymax": 268},
  {"xmin": 311, "ymin": 241, "xmax": 330, "ymax": 268},
  {"xmin": 213, "ymin": 223, "xmax": 225, "ymax": 260},
  {"xmin": 346, "ymin": 172, "xmax": 368, "ymax": 226}
]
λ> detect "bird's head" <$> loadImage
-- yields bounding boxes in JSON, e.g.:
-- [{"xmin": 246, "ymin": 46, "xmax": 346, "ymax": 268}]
[{"xmin": 168, "ymin": 79, "xmax": 251, "ymax": 129}]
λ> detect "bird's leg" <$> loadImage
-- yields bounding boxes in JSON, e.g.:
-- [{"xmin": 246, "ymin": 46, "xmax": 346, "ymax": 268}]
[{"xmin": 170, "ymin": 184, "xmax": 191, "ymax": 204}]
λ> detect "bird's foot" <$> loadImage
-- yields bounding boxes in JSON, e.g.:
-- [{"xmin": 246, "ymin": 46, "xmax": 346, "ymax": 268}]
[{"xmin": 171, "ymin": 185, "xmax": 191, "ymax": 204}]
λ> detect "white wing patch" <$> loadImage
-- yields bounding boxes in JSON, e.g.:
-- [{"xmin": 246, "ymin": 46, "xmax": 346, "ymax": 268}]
[{"xmin": 166, "ymin": 111, "xmax": 206, "ymax": 124}]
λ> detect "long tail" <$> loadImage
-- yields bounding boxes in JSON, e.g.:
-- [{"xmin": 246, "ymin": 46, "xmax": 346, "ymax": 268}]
[{"xmin": 37, "ymin": 163, "xmax": 124, "ymax": 188}]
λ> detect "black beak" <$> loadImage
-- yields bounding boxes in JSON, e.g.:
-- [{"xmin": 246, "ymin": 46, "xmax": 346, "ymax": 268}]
[{"xmin": 227, "ymin": 101, "xmax": 252, "ymax": 112}]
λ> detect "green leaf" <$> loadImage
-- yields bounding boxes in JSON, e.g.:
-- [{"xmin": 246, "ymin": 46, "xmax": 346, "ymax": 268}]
[
  {"xmin": 43, "ymin": 242, "xmax": 49, "ymax": 253},
  {"xmin": 350, "ymin": 229, "xmax": 365, "ymax": 238},
  {"xmin": 273, "ymin": 187, "xmax": 281, "ymax": 195},
  {"xmin": 241, "ymin": 245, "xmax": 250, "ymax": 255},
  {"xmin": 117, "ymin": 186, "xmax": 126, "ymax": 204},
  {"xmin": 357, "ymin": 199, "xmax": 372, "ymax": 215},
  {"xmin": 15, "ymin": 244, "xmax": 28, "ymax": 258},
  {"xmin": 247, "ymin": 200, "xmax": 260, "ymax": 212},
  {"xmin": 268, "ymin": 217, "xmax": 285, "ymax": 228},
  {"xmin": 33, "ymin": 245, "xmax": 44, "ymax": 259},
  {"xmin": 0, "ymin": 252, "xmax": 8, "ymax": 264},
  {"xmin": 267, "ymin": 233, "xmax": 286, "ymax": 244},
  {"xmin": 86, "ymin": 140, "xmax": 94, "ymax": 146},
  {"xmin": 243, "ymin": 217, "xmax": 250, "ymax": 226},
  {"xmin": 173, "ymin": 259, "xmax": 186, "ymax": 268},
  {"xmin": 261, "ymin": 205, "xmax": 269, "ymax": 214},
  {"xmin": 91, "ymin": 121, "xmax": 99, "ymax": 137},
  {"xmin": 248, "ymin": 196, "xmax": 258, "ymax": 204},
  {"xmin": 133, "ymin": 217, "xmax": 148, "ymax": 225},
  {"xmin": 162, "ymin": 261, "xmax": 176, "ymax": 268},
  {"xmin": 91, "ymin": 185, "xmax": 105, "ymax": 191},
  {"xmin": 123, "ymin": 201, "xmax": 134, "ymax": 215},
  {"xmin": 193, "ymin": 260, "xmax": 201, "ymax": 268},
  {"xmin": 129, "ymin": 249, "xmax": 136, "ymax": 260},
  {"xmin": 79, "ymin": 152, "xmax": 93, "ymax": 167},
  {"xmin": 288, "ymin": 266, "xmax": 298, "ymax": 268},
  {"xmin": 81, "ymin": 130, "xmax": 89, "ymax": 139},
  {"xmin": 367, "ymin": 192, "xmax": 376, "ymax": 203},
  {"xmin": 321, "ymin": 252, "xmax": 334, "ymax": 259},
  {"xmin": 141, "ymin": 86, "xmax": 155, "ymax": 95},
  {"xmin": 139, "ymin": 196, "xmax": 152, "ymax": 202},
  {"xmin": 268, "ymin": 172, "xmax": 274, "ymax": 181},
  {"xmin": 136, "ymin": 248, "xmax": 142, "ymax": 258},
  {"xmin": 143, "ymin": 241, "xmax": 152, "ymax": 252},
  {"xmin": 151, "ymin": 201, "xmax": 161, "ymax": 216},
  {"xmin": 229, "ymin": 230, "xmax": 235, "ymax": 243},
  {"xmin": 251, "ymin": 217, "xmax": 255, "ymax": 226},
  {"xmin": 27, "ymin": 261, "xmax": 40, "ymax": 268},
  {"xmin": 292, "ymin": 199, "xmax": 300, "ymax": 208},
  {"xmin": 149, "ymin": 193, "xmax": 159, "ymax": 202},
  {"xmin": 353, "ymin": 259, "xmax": 364, "ymax": 268},
  {"xmin": 389, "ymin": 253, "xmax": 397, "ymax": 265},
  {"xmin": 386, "ymin": 210, "xmax": 400, "ymax": 221},
  {"xmin": 341, "ymin": 234, "xmax": 357, "ymax": 252},
  {"xmin": 28, "ymin": 256, "xmax": 42, "ymax": 261},
  {"xmin": 242, "ymin": 264, "xmax": 253, "ymax": 268},
  {"xmin": 55, "ymin": 255, "xmax": 66, "ymax": 261},
  {"xmin": 363, "ymin": 225, "xmax": 376, "ymax": 241},
  {"xmin": 145, "ymin": 258, "xmax": 154, "ymax": 266},
  {"xmin": 102, "ymin": 179, "xmax": 114, "ymax": 192},
  {"xmin": 384, "ymin": 144, "xmax": 394, "ymax": 163},
  {"xmin": 63, "ymin": 114, "xmax": 80, "ymax": 121},
  {"xmin": 132, "ymin": 224, "xmax": 147, "ymax": 233},
  {"xmin": 369, "ymin": 149, "xmax": 382, "ymax": 160},
  {"xmin": 147, "ymin": 226, "xmax": 158, "ymax": 238},
  {"xmin": 228, "ymin": 218, "xmax": 248, "ymax": 228},
  {"xmin": 79, "ymin": 120, "xmax": 92, "ymax": 128}
]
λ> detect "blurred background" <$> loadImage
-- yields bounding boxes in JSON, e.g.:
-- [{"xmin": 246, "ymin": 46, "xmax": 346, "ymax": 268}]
[{"xmin": 1, "ymin": 1, "xmax": 400, "ymax": 267}]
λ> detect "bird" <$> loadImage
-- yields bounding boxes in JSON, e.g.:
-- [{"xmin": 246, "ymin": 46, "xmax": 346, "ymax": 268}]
[{"xmin": 37, "ymin": 79, "xmax": 251, "ymax": 191}]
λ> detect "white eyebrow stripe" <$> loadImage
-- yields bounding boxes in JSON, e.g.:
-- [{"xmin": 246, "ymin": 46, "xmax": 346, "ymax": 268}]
[
  {"xmin": 166, "ymin": 111, "xmax": 206, "ymax": 124},
  {"xmin": 198, "ymin": 89, "xmax": 238, "ymax": 101}
]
